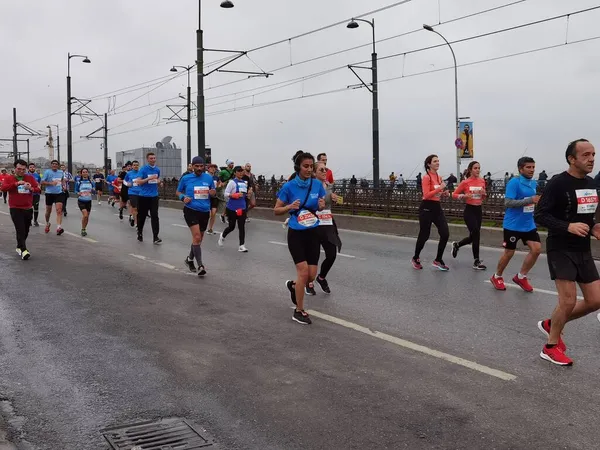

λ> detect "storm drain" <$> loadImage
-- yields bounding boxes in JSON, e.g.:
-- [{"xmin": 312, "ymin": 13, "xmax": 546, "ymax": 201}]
[{"xmin": 101, "ymin": 418, "xmax": 215, "ymax": 449}]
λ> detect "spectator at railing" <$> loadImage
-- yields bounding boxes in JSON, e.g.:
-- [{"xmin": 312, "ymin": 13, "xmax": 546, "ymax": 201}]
[
  {"xmin": 538, "ymin": 170, "xmax": 548, "ymax": 188},
  {"xmin": 446, "ymin": 173, "xmax": 458, "ymax": 191}
]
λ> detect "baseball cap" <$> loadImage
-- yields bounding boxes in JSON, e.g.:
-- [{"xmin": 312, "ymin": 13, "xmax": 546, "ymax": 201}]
[
  {"xmin": 226, "ymin": 159, "xmax": 234, "ymax": 166},
  {"xmin": 234, "ymin": 165, "xmax": 244, "ymax": 172},
  {"xmin": 192, "ymin": 156, "xmax": 205, "ymax": 165}
]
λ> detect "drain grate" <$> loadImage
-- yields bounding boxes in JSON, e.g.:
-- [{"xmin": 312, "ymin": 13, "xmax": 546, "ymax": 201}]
[{"xmin": 101, "ymin": 418, "xmax": 215, "ymax": 449}]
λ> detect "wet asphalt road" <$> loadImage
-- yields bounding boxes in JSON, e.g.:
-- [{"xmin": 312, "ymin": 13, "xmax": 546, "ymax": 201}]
[{"xmin": 1, "ymin": 199, "xmax": 600, "ymax": 449}]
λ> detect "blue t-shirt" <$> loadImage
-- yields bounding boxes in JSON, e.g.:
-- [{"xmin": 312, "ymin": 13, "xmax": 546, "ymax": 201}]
[
  {"xmin": 106, "ymin": 175, "xmax": 117, "ymax": 191},
  {"xmin": 124, "ymin": 170, "xmax": 141, "ymax": 196},
  {"xmin": 30, "ymin": 172, "xmax": 41, "ymax": 192},
  {"xmin": 42, "ymin": 169, "xmax": 64, "ymax": 194},
  {"xmin": 137, "ymin": 165, "xmax": 161, "ymax": 197},
  {"xmin": 277, "ymin": 178, "xmax": 327, "ymax": 230},
  {"xmin": 503, "ymin": 175, "xmax": 537, "ymax": 232},
  {"xmin": 226, "ymin": 178, "xmax": 248, "ymax": 211},
  {"xmin": 75, "ymin": 178, "xmax": 94, "ymax": 202},
  {"xmin": 177, "ymin": 172, "xmax": 215, "ymax": 212}
]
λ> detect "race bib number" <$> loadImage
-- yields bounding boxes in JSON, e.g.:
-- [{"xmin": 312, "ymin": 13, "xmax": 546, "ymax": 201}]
[
  {"xmin": 148, "ymin": 178, "xmax": 158, "ymax": 184},
  {"xmin": 317, "ymin": 209, "xmax": 333, "ymax": 226},
  {"xmin": 576, "ymin": 189, "xmax": 599, "ymax": 214},
  {"xmin": 94, "ymin": 178, "xmax": 101, "ymax": 183},
  {"xmin": 238, "ymin": 183, "xmax": 248, "ymax": 194},
  {"xmin": 297, "ymin": 209, "xmax": 318, "ymax": 228},
  {"xmin": 523, "ymin": 204, "xmax": 535, "ymax": 213},
  {"xmin": 133, "ymin": 180, "xmax": 139, "ymax": 187},
  {"xmin": 194, "ymin": 185, "xmax": 209, "ymax": 200},
  {"xmin": 53, "ymin": 177, "xmax": 62, "ymax": 186},
  {"xmin": 433, "ymin": 185, "xmax": 441, "ymax": 198},
  {"xmin": 80, "ymin": 190, "xmax": 91, "ymax": 198},
  {"xmin": 17, "ymin": 185, "xmax": 29, "ymax": 194},
  {"xmin": 470, "ymin": 186, "xmax": 483, "ymax": 199}
]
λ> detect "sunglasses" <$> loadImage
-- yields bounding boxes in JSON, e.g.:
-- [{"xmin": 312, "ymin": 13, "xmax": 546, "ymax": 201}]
[{"xmin": 317, "ymin": 168, "xmax": 328, "ymax": 173}]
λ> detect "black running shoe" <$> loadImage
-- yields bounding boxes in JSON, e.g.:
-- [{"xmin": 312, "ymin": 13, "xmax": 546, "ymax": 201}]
[
  {"xmin": 315, "ymin": 276, "xmax": 331, "ymax": 294},
  {"xmin": 473, "ymin": 259, "xmax": 487, "ymax": 271},
  {"xmin": 305, "ymin": 283, "xmax": 317, "ymax": 296},
  {"xmin": 129, "ymin": 215, "xmax": 135, "ymax": 227},
  {"xmin": 119, "ymin": 209, "xmax": 123, "ymax": 220},
  {"xmin": 63, "ymin": 211, "xmax": 67, "ymax": 217},
  {"xmin": 153, "ymin": 237, "xmax": 162, "ymax": 245},
  {"xmin": 198, "ymin": 265, "xmax": 207, "ymax": 277},
  {"xmin": 292, "ymin": 310, "xmax": 312, "ymax": 325},
  {"xmin": 56, "ymin": 227, "xmax": 64, "ymax": 236},
  {"xmin": 452, "ymin": 241, "xmax": 459, "ymax": 259},
  {"xmin": 185, "ymin": 256, "xmax": 196, "ymax": 272},
  {"xmin": 285, "ymin": 280, "xmax": 297, "ymax": 306},
  {"xmin": 33, "ymin": 221, "xmax": 39, "ymax": 227},
  {"xmin": 137, "ymin": 233, "xmax": 143, "ymax": 242},
  {"xmin": 220, "ymin": 215, "xmax": 226, "ymax": 224}
]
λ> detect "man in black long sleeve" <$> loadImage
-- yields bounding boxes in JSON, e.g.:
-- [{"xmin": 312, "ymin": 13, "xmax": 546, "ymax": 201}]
[{"xmin": 534, "ymin": 139, "xmax": 600, "ymax": 366}]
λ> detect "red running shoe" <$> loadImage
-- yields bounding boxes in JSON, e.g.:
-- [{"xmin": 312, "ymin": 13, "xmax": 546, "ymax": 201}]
[
  {"xmin": 513, "ymin": 274, "xmax": 533, "ymax": 292},
  {"xmin": 537, "ymin": 319, "xmax": 566, "ymax": 352},
  {"xmin": 540, "ymin": 345, "xmax": 573, "ymax": 366},
  {"xmin": 411, "ymin": 258, "xmax": 423, "ymax": 270},
  {"xmin": 44, "ymin": 223, "xmax": 50, "ymax": 234},
  {"xmin": 490, "ymin": 275, "xmax": 506, "ymax": 291}
]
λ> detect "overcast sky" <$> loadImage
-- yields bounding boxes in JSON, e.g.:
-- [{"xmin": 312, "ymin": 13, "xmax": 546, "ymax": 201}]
[{"xmin": 1, "ymin": 0, "xmax": 599, "ymax": 179}]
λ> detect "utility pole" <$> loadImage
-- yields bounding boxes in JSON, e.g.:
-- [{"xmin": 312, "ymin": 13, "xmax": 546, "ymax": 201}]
[
  {"xmin": 56, "ymin": 125, "xmax": 60, "ymax": 163},
  {"xmin": 26, "ymin": 139, "xmax": 30, "ymax": 163},
  {"xmin": 103, "ymin": 113, "xmax": 108, "ymax": 173},
  {"xmin": 12, "ymin": 108, "xmax": 17, "ymax": 163},
  {"xmin": 67, "ymin": 73, "xmax": 72, "ymax": 173},
  {"xmin": 196, "ymin": 6, "xmax": 205, "ymax": 160}
]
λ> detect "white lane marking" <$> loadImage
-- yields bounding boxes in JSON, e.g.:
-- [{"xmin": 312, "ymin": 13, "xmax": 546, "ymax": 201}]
[
  {"xmin": 63, "ymin": 230, "xmax": 98, "ymax": 243},
  {"xmin": 130, "ymin": 254, "xmax": 147, "ymax": 261},
  {"xmin": 156, "ymin": 262, "xmax": 176, "ymax": 270},
  {"xmin": 308, "ymin": 309, "xmax": 516, "ymax": 382},
  {"xmin": 484, "ymin": 280, "xmax": 583, "ymax": 300},
  {"xmin": 171, "ymin": 224, "xmax": 188, "ymax": 228},
  {"xmin": 268, "ymin": 241, "xmax": 364, "ymax": 260},
  {"xmin": 0, "ymin": 211, "xmax": 8, "ymax": 215},
  {"xmin": 128, "ymin": 254, "xmax": 196, "ymax": 276}
]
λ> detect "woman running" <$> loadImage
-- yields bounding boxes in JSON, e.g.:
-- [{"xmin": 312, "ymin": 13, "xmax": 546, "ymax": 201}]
[
  {"xmin": 218, "ymin": 165, "xmax": 249, "ymax": 252},
  {"xmin": 411, "ymin": 154, "xmax": 450, "ymax": 271},
  {"xmin": 274, "ymin": 151, "xmax": 326, "ymax": 325},
  {"xmin": 314, "ymin": 160, "xmax": 342, "ymax": 294},
  {"xmin": 75, "ymin": 168, "xmax": 94, "ymax": 236},
  {"xmin": 451, "ymin": 161, "xmax": 487, "ymax": 270}
]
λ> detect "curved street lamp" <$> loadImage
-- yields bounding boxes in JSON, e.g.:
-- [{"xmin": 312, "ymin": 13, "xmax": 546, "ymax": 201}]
[
  {"xmin": 170, "ymin": 65, "xmax": 195, "ymax": 165},
  {"xmin": 67, "ymin": 53, "xmax": 91, "ymax": 175}
]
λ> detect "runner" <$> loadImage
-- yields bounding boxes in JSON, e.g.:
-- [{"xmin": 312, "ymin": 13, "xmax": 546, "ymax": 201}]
[
  {"xmin": 534, "ymin": 139, "xmax": 600, "ymax": 366},
  {"xmin": 411, "ymin": 154, "xmax": 450, "ymax": 271},
  {"xmin": 242, "ymin": 163, "xmax": 257, "ymax": 219},
  {"xmin": 124, "ymin": 161, "xmax": 141, "ymax": 228},
  {"xmin": 135, "ymin": 153, "xmax": 162, "ymax": 244},
  {"xmin": 60, "ymin": 164, "xmax": 73, "ymax": 216},
  {"xmin": 274, "ymin": 151, "xmax": 326, "ymax": 325},
  {"xmin": 0, "ymin": 168, "xmax": 8, "ymax": 204},
  {"xmin": 206, "ymin": 163, "xmax": 221, "ymax": 235},
  {"xmin": 28, "ymin": 163, "xmax": 42, "ymax": 227},
  {"xmin": 93, "ymin": 168, "xmax": 105, "ymax": 205},
  {"xmin": 106, "ymin": 170, "xmax": 117, "ymax": 207},
  {"xmin": 490, "ymin": 157, "xmax": 541, "ymax": 291},
  {"xmin": 176, "ymin": 156, "xmax": 215, "ymax": 277},
  {"xmin": 41, "ymin": 160, "xmax": 65, "ymax": 235},
  {"xmin": 111, "ymin": 174, "xmax": 123, "ymax": 217},
  {"xmin": 117, "ymin": 162, "xmax": 131, "ymax": 221},
  {"xmin": 314, "ymin": 160, "xmax": 342, "ymax": 295},
  {"xmin": 451, "ymin": 161, "xmax": 487, "ymax": 270},
  {"xmin": 74, "ymin": 168, "xmax": 94, "ymax": 236},
  {"xmin": 0, "ymin": 160, "xmax": 40, "ymax": 259},
  {"xmin": 218, "ymin": 165, "xmax": 249, "ymax": 252},
  {"xmin": 218, "ymin": 159, "xmax": 235, "ymax": 224},
  {"xmin": 316, "ymin": 153, "xmax": 334, "ymax": 183}
]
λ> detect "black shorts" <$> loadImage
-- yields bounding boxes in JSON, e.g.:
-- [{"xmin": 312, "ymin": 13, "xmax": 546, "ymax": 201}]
[
  {"xmin": 287, "ymin": 227, "xmax": 320, "ymax": 266},
  {"xmin": 503, "ymin": 228, "xmax": 540, "ymax": 250},
  {"xmin": 77, "ymin": 200, "xmax": 92, "ymax": 212},
  {"xmin": 45, "ymin": 193, "xmax": 65, "ymax": 206},
  {"xmin": 183, "ymin": 207, "xmax": 210, "ymax": 232},
  {"xmin": 548, "ymin": 251, "xmax": 600, "ymax": 284},
  {"xmin": 95, "ymin": 184, "xmax": 103, "ymax": 192},
  {"xmin": 120, "ymin": 190, "xmax": 129, "ymax": 203},
  {"xmin": 210, "ymin": 197, "xmax": 218, "ymax": 210},
  {"xmin": 129, "ymin": 195, "xmax": 139, "ymax": 208}
]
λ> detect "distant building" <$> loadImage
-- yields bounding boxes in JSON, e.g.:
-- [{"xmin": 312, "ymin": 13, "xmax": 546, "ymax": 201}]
[{"xmin": 115, "ymin": 136, "xmax": 182, "ymax": 179}]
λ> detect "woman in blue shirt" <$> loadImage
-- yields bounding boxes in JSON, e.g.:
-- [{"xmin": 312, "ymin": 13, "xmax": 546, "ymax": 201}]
[
  {"xmin": 274, "ymin": 151, "xmax": 326, "ymax": 325},
  {"xmin": 218, "ymin": 166, "xmax": 249, "ymax": 252},
  {"xmin": 74, "ymin": 168, "xmax": 94, "ymax": 236}
]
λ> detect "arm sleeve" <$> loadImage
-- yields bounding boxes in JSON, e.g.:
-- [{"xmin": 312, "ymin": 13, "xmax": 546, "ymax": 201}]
[
  {"xmin": 452, "ymin": 181, "xmax": 467, "ymax": 199},
  {"xmin": 224, "ymin": 180, "xmax": 236, "ymax": 200},
  {"xmin": 422, "ymin": 175, "xmax": 441, "ymax": 200},
  {"xmin": 505, "ymin": 197, "xmax": 533, "ymax": 208},
  {"xmin": 504, "ymin": 179, "xmax": 532, "ymax": 208},
  {"xmin": 534, "ymin": 180, "xmax": 570, "ymax": 233}
]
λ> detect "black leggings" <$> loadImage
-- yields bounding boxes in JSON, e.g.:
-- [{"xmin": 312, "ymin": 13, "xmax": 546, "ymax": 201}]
[
  {"xmin": 457, "ymin": 204, "xmax": 482, "ymax": 260},
  {"xmin": 222, "ymin": 208, "xmax": 246, "ymax": 245},
  {"xmin": 414, "ymin": 201, "xmax": 449, "ymax": 261},
  {"xmin": 318, "ymin": 230, "xmax": 337, "ymax": 279},
  {"xmin": 32, "ymin": 195, "xmax": 40, "ymax": 222},
  {"xmin": 10, "ymin": 208, "xmax": 33, "ymax": 250},
  {"xmin": 137, "ymin": 196, "xmax": 160, "ymax": 238}
]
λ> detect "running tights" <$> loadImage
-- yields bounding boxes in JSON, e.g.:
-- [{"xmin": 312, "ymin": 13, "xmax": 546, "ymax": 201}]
[
  {"xmin": 414, "ymin": 201, "xmax": 449, "ymax": 261},
  {"xmin": 457, "ymin": 204, "xmax": 482, "ymax": 260},
  {"xmin": 223, "ymin": 208, "xmax": 246, "ymax": 245},
  {"xmin": 10, "ymin": 208, "xmax": 33, "ymax": 250},
  {"xmin": 319, "ymin": 239, "xmax": 337, "ymax": 279},
  {"xmin": 137, "ymin": 196, "xmax": 160, "ymax": 238},
  {"xmin": 2, "ymin": 191, "xmax": 7, "ymax": 203},
  {"xmin": 32, "ymin": 195, "xmax": 40, "ymax": 223}
]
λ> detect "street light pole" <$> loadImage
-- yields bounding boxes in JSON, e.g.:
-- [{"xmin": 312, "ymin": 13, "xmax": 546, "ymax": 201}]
[
  {"xmin": 66, "ymin": 53, "xmax": 91, "ymax": 174},
  {"xmin": 423, "ymin": 25, "xmax": 460, "ymax": 178},
  {"xmin": 171, "ymin": 65, "xmax": 194, "ymax": 165},
  {"xmin": 347, "ymin": 18, "xmax": 380, "ymax": 188},
  {"xmin": 55, "ymin": 125, "xmax": 60, "ymax": 163}
]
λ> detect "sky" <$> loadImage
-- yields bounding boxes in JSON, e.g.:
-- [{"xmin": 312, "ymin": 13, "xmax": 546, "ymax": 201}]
[{"xmin": 0, "ymin": 0, "xmax": 599, "ymax": 180}]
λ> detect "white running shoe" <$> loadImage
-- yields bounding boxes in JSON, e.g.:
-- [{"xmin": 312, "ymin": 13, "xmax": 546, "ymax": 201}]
[
  {"xmin": 282, "ymin": 218, "xmax": 289, "ymax": 229},
  {"xmin": 238, "ymin": 245, "xmax": 248, "ymax": 252},
  {"xmin": 218, "ymin": 233, "xmax": 225, "ymax": 247}
]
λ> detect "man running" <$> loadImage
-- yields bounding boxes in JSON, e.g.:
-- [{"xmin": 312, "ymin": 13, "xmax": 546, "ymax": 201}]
[
  {"xmin": 75, "ymin": 168, "xmax": 94, "ymax": 236},
  {"xmin": 117, "ymin": 162, "xmax": 131, "ymax": 221},
  {"xmin": 490, "ymin": 157, "xmax": 541, "ymax": 291},
  {"xmin": 317, "ymin": 153, "xmax": 334, "ymax": 184},
  {"xmin": 124, "ymin": 160, "xmax": 141, "ymax": 228},
  {"xmin": 42, "ymin": 160, "xmax": 66, "ymax": 235},
  {"xmin": 93, "ymin": 168, "xmax": 105, "ymax": 205},
  {"xmin": 176, "ymin": 156, "xmax": 215, "ymax": 277},
  {"xmin": 60, "ymin": 164, "xmax": 73, "ymax": 216},
  {"xmin": 106, "ymin": 170, "xmax": 117, "ymax": 207},
  {"xmin": 0, "ymin": 159, "xmax": 40, "ymax": 260},
  {"xmin": 28, "ymin": 163, "xmax": 42, "ymax": 226},
  {"xmin": 535, "ymin": 139, "xmax": 600, "ymax": 366},
  {"xmin": 217, "ymin": 159, "xmax": 235, "ymax": 223},
  {"xmin": 0, "ymin": 168, "xmax": 9, "ymax": 204},
  {"xmin": 135, "ymin": 153, "xmax": 162, "ymax": 244},
  {"xmin": 206, "ymin": 163, "xmax": 221, "ymax": 234},
  {"xmin": 242, "ymin": 162, "xmax": 257, "ymax": 219}
]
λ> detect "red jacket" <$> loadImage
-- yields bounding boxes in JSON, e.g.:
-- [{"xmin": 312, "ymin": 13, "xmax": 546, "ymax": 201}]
[
  {"xmin": 0, "ymin": 174, "xmax": 40, "ymax": 209},
  {"xmin": 326, "ymin": 169, "xmax": 334, "ymax": 184}
]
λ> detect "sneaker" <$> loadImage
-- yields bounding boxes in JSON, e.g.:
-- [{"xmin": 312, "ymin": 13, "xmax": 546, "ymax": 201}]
[
  {"xmin": 137, "ymin": 233, "xmax": 143, "ymax": 242},
  {"xmin": 285, "ymin": 280, "xmax": 297, "ymax": 306},
  {"xmin": 44, "ymin": 223, "xmax": 50, "ymax": 234},
  {"xmin": 129, "ymin": 215, "xmax": 135, "ymax": 227},
  {"xmin": 185, "ymin": 256, "xmax": 196, "ymax": 272},
  {"xmin": 537, "ymin": 319, "xmax": 567, "ymax": 352},
  {"xmin": 119, "ymin": 209, "xmax": 123, "ymax": 220},
  {"xmin": 21, "ymin": 249, "xmax": 31, "ymax": 260},
  {"xmin": 238, "ymin": 245, "xmax": 248, "ymax": 252},
  {"xmin": 540, "ymin": 345, "xmax": 573, "ymax": 366},
  {"xmin": 98, "ymin": 201, "xmax": 102, "ymax": 205},
  {"xmin": 81, "ymin": 229, "xmax": 87, "ymax": 237},
  {"xmin": 473, "ymin": 259, "xmax": 487, "ymax": 270},
  {"xmin": 246, "ymin": 217, "xmax": 251, "ymax": 223},
  {"xmin": 490, "ymin": 275, "xmax": 506, "ymax": 291},
  {"xmin": 33, "ymin": 221, "xmax": 39, "ymax": 227},
  {"xmin": 305, "ymin": 283, "xmax": 317, "ymax": 296},
  {"xmin": 432, "ymin": 260, "xmax": 449, "ymax": 271},
  {"xmin": 218, "ymin": 233, "xmax": 225, "ymax": 247},
  {"xmin": 56, "ymin": 227, "xmax": 64, "ymax": 236},
  {"xmin": 282, "ymin": 218, "xmax": 289, "ymax": 230},
  {"xmin": 292, "ymin": 309, "xmax": 312, "ymax": 325},
  {"xmin": 206, "ymin": 229, "xmax": 214, "ymax": 235},
  {"xmin": 220, "ymin": 215, "xmax": 226, "ymax": 224},
  {"xmin": 315, "ymin": 276, "xmax": 331, "ymax": 294},
  {"xmin": 197, "ymin": 265, "xmax": 207, "ymax": 277},
  {"xmin": 63, "ymin": 211, "xmax": 67, "ymax": 217},
  {"xmin": 411, "ymin": 257, "xmax": 423, "ymax": 270},
  {"xmin": 15, "ymin": 248, "xmax": 22, "ymax": 257},
  {"xmin": 153, "ymin": 237, "xmax": 162, "ymax": 245},
  {"xmin": 451, "ymin": 242, "xmax": 459, "ymax": 259},
  {"xmin": 513, "ymin": 274, "xmax": 534, "ymax": 292}
]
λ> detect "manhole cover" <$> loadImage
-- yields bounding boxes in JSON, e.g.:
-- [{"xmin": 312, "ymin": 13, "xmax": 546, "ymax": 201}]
[{"xmin": 101, "ymin": 418, "xmax": 215, "ymax": 449}]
